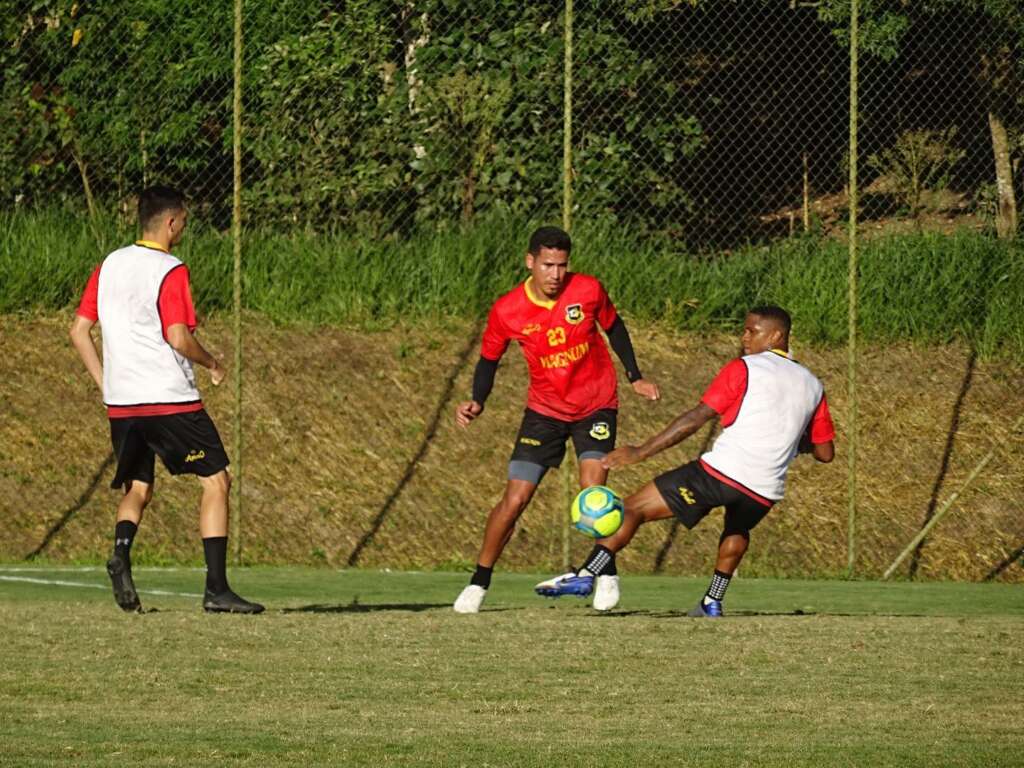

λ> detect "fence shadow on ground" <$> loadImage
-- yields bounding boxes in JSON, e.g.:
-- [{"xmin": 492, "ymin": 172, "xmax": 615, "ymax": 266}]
[
  {"xmin": 26, "ymin": 451, "xmax": 115, "ymax": 560},
  {"xmin": 909, "ymin": 349, "xmax": 977, "ymax": 578},
  {"xmin": 281, "ymin": 602, "xmax": 482, "ymax": 614}
]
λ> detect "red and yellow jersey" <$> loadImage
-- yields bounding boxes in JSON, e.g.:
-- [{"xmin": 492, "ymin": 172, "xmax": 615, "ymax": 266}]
[{"xmin": 480, "ymin": 272, "xmax": 619, "ymax": 421}]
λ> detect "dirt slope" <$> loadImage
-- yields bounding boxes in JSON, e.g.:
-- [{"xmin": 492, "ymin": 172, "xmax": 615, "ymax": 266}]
[{"xmin": 1, "ymin": 313, "xmax": 1020, "ymax": 581}]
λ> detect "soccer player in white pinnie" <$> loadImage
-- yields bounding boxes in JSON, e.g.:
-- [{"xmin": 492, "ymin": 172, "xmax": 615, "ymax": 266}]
[
  {"xmin": 70, "ymin": 186, "xmax": 262, "ymax": 614},
  {"xmin": 535, "ymin": 305, "xmax": 836, "ymax": 616}
]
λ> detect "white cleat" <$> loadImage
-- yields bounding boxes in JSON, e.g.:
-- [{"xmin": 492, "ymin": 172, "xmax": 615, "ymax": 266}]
[
  {"xmin": 453, "ymin": 584, "xmax": 487, "ymax": 614},
  {"xmin": 592, "ymin": 575, "xmax": 620, "ymax": 611}
]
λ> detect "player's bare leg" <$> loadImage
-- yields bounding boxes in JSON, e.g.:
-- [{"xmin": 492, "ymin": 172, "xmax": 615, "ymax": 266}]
[
  {"xmin": 198, "ymin": 470, "xmax": 230, "ymax": 538},
  {"xmin": 715, "ymin": 531, "xmax": 750, "ymax": 575},
  {"xmin": 455, "ymin": 479, "xmax": 537, "ymax": 613},
  {"xmin": 599, "ymin": 482, "xmax": 675, "ymax": 553},
  {"xmin": 577, "ymin": 458, "xmax": 608, "ymax": 489},
  {"xmin": 198, "ymin": 470, "xmax": 263, "ymax": 614},
  {"xmin": 475, "ymin": 478, "xmax": 538, "ymax": 567},
  {"xmin": 106, "ymin": 480, "xmax": 152, "ymax": 613}
]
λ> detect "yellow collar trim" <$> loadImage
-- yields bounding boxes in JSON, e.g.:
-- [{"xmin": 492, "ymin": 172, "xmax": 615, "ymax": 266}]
[
  {"xmin": 524, "ymin": 277, "xmax": 556, "ymax": 310},
  {"xmin": 769, "ymin": 348, "xmax": 792, "ymax": 359},
  {"xmin": 135, "ymin": 239, "xmax": 170, "ymax": 254}
]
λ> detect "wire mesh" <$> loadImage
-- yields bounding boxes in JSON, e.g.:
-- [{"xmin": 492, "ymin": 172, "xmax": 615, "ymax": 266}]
[{"xmin": 2, "ymin": 0, "xmax": 1022, "ymax": 580}]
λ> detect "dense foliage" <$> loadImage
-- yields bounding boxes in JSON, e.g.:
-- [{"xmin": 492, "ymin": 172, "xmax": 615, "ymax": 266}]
[{"xmin": 3, "ymin": 1, "xmax": 1020, "ymax": 244}]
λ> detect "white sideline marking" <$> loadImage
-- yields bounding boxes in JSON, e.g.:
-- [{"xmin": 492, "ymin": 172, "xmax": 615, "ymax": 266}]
[
  {"xmin": 0, "ymin": 575, "xmax": 201, "ymax": 598},
  {"xmin": 0, "ymin": 566, "xmax": 202, "ymax": 573}
]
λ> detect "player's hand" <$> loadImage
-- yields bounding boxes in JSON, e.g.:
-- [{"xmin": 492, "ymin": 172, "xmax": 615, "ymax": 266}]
[
  {"xmin": 631, "ymin": 378, "xmax": 660, "ymax": 401},
  {"xmin": 455, "ymin": 400, "xmax": 483, "ymax": 428},
  {"xmin": 209, "ymin": 360, "xmax": 227, "ymax": 387},
  {"xmin": 601, "ymin": 445, "xmax": 643, "ymax": 470}
]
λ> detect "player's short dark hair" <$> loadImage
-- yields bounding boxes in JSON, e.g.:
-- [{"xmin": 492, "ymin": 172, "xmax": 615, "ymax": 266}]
[
  {"xmin": 528, "ymin": 226, "xmax": 572, "ymax": 255},
  {"xmin": 138, "ymin": 186, "xmax": 186, "ymax": 230},
  {"xmin": 749, "ymin": 304, "xmax": 792, "ymax": 334}
]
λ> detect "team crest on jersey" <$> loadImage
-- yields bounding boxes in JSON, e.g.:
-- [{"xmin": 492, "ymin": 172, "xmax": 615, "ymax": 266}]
[
  {"xmin": 589, "ymin": 422, "xmax": 610, "ymax": 440},
  {"xmin": 565, "ymin": 304, "xmax": 584, "ymax": 325}
]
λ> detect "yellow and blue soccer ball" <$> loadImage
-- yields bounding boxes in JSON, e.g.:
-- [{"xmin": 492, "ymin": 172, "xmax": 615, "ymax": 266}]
[{"xmin": 570, "ymin": 485, "xmax": 624, "ymax": 538}]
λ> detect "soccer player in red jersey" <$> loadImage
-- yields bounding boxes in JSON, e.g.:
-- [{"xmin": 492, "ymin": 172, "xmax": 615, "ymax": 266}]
[
  {"xmin": 535, "ymin": 305, "xmax": 835, "ymax": 616},
  {"xmin": 453, "ymin": 226, "xmax": 660, "ymax": 613},
  {"xmin": 70, "ymin": 186, "xmax": 262, "ymax": 614}
]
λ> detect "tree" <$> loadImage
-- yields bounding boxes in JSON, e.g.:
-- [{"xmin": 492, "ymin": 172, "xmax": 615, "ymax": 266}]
[{"xmin": 818, "ymin": 0, "xmax": 1022, "ymax": 238}]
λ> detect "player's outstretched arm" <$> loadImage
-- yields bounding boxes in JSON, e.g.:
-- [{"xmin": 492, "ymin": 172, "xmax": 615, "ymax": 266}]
[
  {"xmin": 166, "ymin": 323, "xmax": 226, "ymax": 386},
  {"xmin": 602, "ymin": 402, "xmax": 717, "ymax": 469},
  {"xmin": 69, "ymin": 315, "xmax": 103, "ymax": 391}
]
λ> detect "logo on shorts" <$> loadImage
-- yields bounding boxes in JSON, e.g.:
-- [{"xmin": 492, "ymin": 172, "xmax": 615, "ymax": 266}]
[
  {"xmin": 519, "ymin": 437, "xmax": 542, "ymax": 446},
  {"xmin": 184, "ymin": 450, "xmax": 207, "ymax": 463},
  {"xmin": 589, "ymin": 422, "xmax": 610, "ymax": 440},
  {"xmin": 678, "ymin": 486, "xmax": 696, "ymax": 505},
  {"xmin": 565, "ymin": 304, "xmax": 584, "ymax": 325}
]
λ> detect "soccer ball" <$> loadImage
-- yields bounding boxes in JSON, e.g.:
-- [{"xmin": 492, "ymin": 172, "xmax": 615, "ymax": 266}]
[{"xmin": 570, "ymin": 485, "xmax": 624, "ymax": 538}]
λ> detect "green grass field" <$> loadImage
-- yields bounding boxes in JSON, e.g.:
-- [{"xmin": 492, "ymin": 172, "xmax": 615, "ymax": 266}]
[{"xmin": 1, "ymin": 567, "xmax": 1021, "ymax": 767}]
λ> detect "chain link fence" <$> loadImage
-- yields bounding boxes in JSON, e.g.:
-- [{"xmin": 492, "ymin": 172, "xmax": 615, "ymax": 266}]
[{"xmin": 2, "ymin": 0, "xmax": 1022, "ymax": 580}]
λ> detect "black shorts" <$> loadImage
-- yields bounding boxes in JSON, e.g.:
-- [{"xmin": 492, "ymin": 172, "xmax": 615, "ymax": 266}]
[
  {"xmin": 510, "ymin": 408, "xmax": 617, "ymax": 468},
  {"xmin": 653, "ymin": 460, "xmax": 773, "ymax": 534},
  {"xmin": 109, "ymin": 409, "xmax": 230, "ymax": 489}
]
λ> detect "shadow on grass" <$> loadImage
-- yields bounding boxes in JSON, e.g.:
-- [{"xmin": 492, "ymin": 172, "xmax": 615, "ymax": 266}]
[
  {"xmin": 590, "ymin": 609, "xmax": 930, "ymax": 619},
  {"xmin": 280, "ymin": 602, "xmax": 519, "ymax": 614}
]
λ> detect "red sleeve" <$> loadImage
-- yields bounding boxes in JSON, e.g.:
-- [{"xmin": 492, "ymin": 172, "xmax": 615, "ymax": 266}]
[
  {"xmin": 157, "ymin": 265, "xmax": 197, "ymax": 339},
  {"xmin": 76, "ymin": 265, "xmax": 101, "ymax": 321},
  {"xmin": 809, "ymin": 393, "xmax": 836, "ymax": 444},
  {"xmin": 595, "ymin": 281, "xmax": 618, "ymax": 331},
  {"xmin": 479, "ymin": 303, "xmax": 510, "ymax": 361},
  {"xmin": 701, "ymin": 359, "xmax": 748, "ymax": 427}
]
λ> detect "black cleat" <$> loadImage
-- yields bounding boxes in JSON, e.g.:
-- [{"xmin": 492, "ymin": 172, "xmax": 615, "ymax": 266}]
[
  {"xmin": 106, "ymin": 554, "xmax": 142, "ymax": 613},
  {"xmin": 203, "ymin": 588, "xmax": 264, "ymax": 614}
]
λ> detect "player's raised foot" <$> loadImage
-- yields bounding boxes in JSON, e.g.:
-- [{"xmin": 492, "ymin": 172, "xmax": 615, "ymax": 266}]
[
  {"xmin": 592, "ymin": 575, "xmax": 620, "ymax": 611},
  {"xmin": 453, "ymin": 584, "xmax": 487, "ymax": 614},
  {"xmin": 534, "ymin": 572, "xmax": 594, "ymax": 598},
  {"xmin": 203, "ymin": 588, "xmax": 264, "ymax": 614},
  {"xmin": 687, "ymin": 598, "xmax": 723, "ymax": 618},
  {"xmin": 106, "ymin": 554, "xmax": 141, "ymax": 613}
]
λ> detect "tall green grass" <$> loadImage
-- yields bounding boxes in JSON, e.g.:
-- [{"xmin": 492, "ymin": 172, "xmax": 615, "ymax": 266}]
[{"xmin": 2, "ymin": 208, "xmax": 1020, "ymax": 357}]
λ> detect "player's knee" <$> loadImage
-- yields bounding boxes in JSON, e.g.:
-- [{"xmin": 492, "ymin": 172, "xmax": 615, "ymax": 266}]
[
  {"xmin": 126, "ymin": 480, "xmax": 153, "ymax": 507},
  {"xmin": 201, "ymin": 470, "xmax": 231, "ymax": 497},
  {"xmin": 500, "ymin": 491, "xmax": 531, "ymax": 518},
  {"xmin": 720, "ymin": 529, "xmax": 750, "ymax": 555}
]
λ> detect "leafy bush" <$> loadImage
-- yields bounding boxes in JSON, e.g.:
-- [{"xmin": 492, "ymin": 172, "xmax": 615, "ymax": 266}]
[{"xmin": 868, "ymin": 128, "xmax": 965, "ymax": 215}]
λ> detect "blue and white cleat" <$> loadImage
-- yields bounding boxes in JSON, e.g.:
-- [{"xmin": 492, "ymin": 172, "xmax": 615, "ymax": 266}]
[
  {"xmin": 687, "ymin": 598, "xmax": 723, "ymax": 618},
  {"xmin": 534, "ymin": 572, "xmax": 594, "ymax": 598}
]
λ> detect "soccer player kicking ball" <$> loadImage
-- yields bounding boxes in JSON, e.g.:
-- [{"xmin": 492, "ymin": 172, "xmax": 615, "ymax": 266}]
[
  {"xmin": 453, "ymin": 226, "xmax": 661, "ymax": 614},
  {"xmin": 535, "ymin": 305, "xmax": 835, "ymax": 616},
  {"xmin": 69, "ymin": 186, "xmax": 263, "ymax": 615}
]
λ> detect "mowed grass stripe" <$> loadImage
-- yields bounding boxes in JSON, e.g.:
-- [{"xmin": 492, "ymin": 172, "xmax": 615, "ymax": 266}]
[
  {"xmin": 0, "ymin": 570, "xmax": 1021, "ymax": 767},
  {"xmin": 0, "ymin": 567, "xmax": 1020, "ymax": 615}
]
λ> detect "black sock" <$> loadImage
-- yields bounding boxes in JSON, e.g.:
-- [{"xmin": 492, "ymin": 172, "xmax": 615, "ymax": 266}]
[
  {"xmin": 113, "ymin": 520, "xmax": 138, "ymax": 566},
  {"xmin": 580, "ymin": 545, "xmax": 616, "ymax": 577},
  {"xmin": 203, "ymin": 536, "xmax": 229, "ymax": 594},
  {"xmin": 704, "ymin": 569, "xmax": 732, "ymax": 603},
  {"xmin": 470, "ymin": 564, "xmax": 492, "ymax": 589}
]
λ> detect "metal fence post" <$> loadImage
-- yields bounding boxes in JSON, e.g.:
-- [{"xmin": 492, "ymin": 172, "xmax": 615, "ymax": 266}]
[
  {"xmin": 231, "ymin": 0, "xmax": 244, "ymax": 566},
  {"xmin": 846, "ymin": 0, "xmax": 859, "ymax": 578},
  {"xmin": 561, "ymin": 0, "xmax": 574, "ymax": 572}
]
